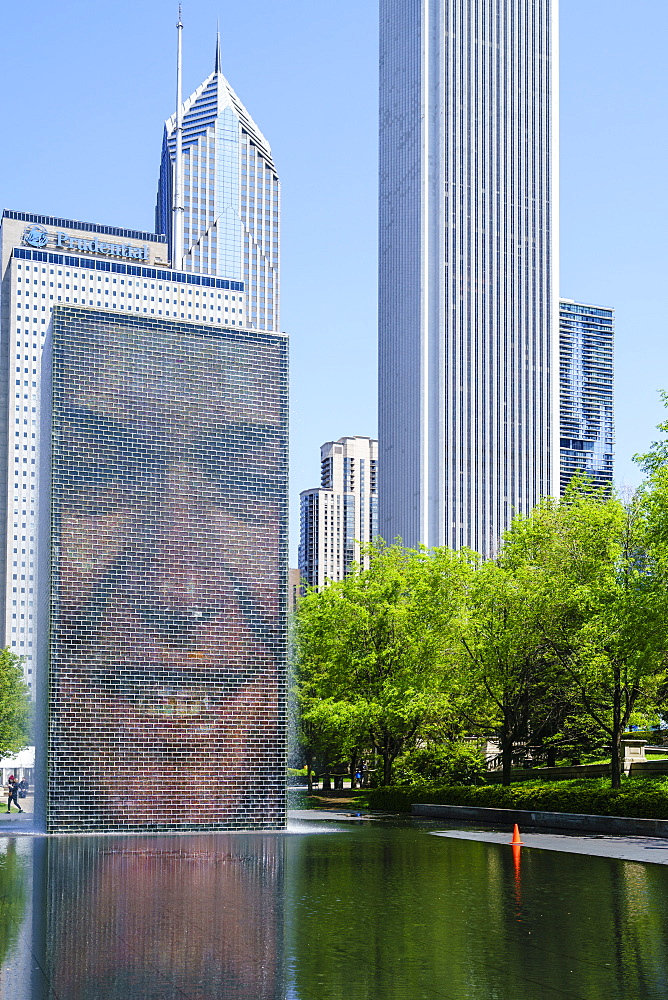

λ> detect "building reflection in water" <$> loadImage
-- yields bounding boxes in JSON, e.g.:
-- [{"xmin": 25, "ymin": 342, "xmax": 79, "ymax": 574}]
[{"xmin": 29, "ymin": 834, "xmax": 284, "ymax": 1000}]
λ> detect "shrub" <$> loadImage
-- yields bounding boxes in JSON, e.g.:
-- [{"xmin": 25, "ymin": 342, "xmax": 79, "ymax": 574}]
[
  {"xmin": 363, "ymin": 777, "xmax": 668, "ymax": 819},
  {"xmin": 393, "ymin": 743, "xmax": 486, "ymax": 787}
]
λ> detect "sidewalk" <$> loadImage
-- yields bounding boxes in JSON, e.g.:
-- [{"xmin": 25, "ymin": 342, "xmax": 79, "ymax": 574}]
[
  {"xmin": 0, "ymin": 793, "xmax": 37, "ymax": 834},
  {"xmin": 431, "ymin": 828, "xmax": 668, "ymax": 865}
]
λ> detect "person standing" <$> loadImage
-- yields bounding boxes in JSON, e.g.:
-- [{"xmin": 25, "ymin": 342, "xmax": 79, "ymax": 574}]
[{"xmin": 6, "ymin": 776, "xmax": 23, "ymax": 814}]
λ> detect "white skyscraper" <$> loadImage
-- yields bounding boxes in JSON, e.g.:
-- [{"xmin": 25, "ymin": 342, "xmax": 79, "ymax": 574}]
[
  {"xmin": 299, "ymin": 437, "xmax": 378, "ymax": 589},
  {"xmin": 156, "ymin": 37, "xmax": 280, "ymax": 332},
  {"xmin": 0, "ymin": 211, "xmax": 173, "ymax": 688},
  {"xmin": 379, "ymin": 0, "xmax": 559, "ymax": 556}
]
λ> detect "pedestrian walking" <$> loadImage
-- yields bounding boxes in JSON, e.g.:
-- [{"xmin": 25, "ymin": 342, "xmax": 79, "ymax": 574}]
[{"xmin": 6, "ymin": 776, "xmax": 23, "ymax": 814}]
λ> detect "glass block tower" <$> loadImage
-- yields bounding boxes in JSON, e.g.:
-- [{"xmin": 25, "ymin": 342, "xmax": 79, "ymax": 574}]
[
  {"xmin": 37, "ymin": 307, "xmax": 288, "ymax": 833},
  {"xmin": 299, "ymin": 436, "xmax": 378, "ymax": 589},
  {"xmin": 378, "ymin": 0, "xmax": 560, "ymax": 557},
  {"xmin": 156, "ymin": 39, "xmax": 280, "ymax": 332},
  {"xmin": 559, "ymin": 299, "xmax": 614, "ymax": 492}
]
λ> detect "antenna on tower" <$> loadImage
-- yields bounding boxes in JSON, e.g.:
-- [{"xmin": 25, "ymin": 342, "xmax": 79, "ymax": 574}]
[
  {"xmin": 215, "ymin": 18, "xmax": 222, "ymax": 73},
  {"xmin": 173, "ymin": 3, "xmax": 185, "ymax": 271}
]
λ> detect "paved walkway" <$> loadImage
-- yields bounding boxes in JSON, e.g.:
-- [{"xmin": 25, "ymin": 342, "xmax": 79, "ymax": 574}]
[{"xmin": 431, "ymin": 827, "xmax": 668, "ymax": 865}]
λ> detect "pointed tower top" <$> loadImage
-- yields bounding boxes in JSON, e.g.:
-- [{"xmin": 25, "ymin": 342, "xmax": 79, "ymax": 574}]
[
  {"xmin": 215, "ymin": 21, "xmax": 222, "ymax": 73},
  {"xmin": 177, "ymin": 3, "xmax": 183, "ymax": 28}
]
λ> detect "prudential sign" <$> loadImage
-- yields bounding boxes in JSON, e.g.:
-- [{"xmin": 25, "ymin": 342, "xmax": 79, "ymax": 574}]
[{"xmin": 22, "ymin": 224, "xmax": 149, "ymax": 261}]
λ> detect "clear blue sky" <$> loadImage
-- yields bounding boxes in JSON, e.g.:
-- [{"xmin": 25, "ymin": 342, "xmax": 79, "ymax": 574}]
[{"xmin": 2, "ymin": 1, "xmax": 666, "ymax": 559}]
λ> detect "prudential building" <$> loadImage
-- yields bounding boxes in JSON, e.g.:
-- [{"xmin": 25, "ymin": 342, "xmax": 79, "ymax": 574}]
[
  {"xmin": 379, "ymin": 0, "xmax": 560, "ymax": 557},
  {"xmin": 155, "ymin": 37, "xmax": 280, "ymax": 333}
]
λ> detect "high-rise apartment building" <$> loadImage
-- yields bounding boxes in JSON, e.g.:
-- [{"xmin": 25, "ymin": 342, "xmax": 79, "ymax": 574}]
[
  {"xmin": 299, "ymin": 436, "xmax": 378, "ymax": 589},
  {"xmin": 559, "ymin": 299, "xmax": 614, "ymax": 492},
  {"xmin": 156, "ymin": 39, "xmax": 280, "ymax": 332},
  {"xmin": 379, "ymin": 0, "xmax": 559, "ymax": 556}
]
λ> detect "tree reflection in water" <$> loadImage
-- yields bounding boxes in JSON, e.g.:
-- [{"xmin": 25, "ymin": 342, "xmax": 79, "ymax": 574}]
[
  {"xmin": 0, "ymin": 839, "xmax": 28, "ymax": 976},
  {"xmin": 1, "ymin": 823, "xmax": 667, "ymax": 999}
]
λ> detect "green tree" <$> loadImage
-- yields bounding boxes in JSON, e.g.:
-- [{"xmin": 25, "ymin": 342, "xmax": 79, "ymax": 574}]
[
  {"xmin": 457, "ymin": 559, "xmax": 567, "ymax": 785},
  {"xmin": 503, "ymin": 483, "xmax": 668, "ymax": 788},
  {"xmin": 295, "ymin": 542, "xmax": 473, "ymax": 785},
  {"xmin": 0, "ymin": 648, "xmax": 31, "ymax": 758}
]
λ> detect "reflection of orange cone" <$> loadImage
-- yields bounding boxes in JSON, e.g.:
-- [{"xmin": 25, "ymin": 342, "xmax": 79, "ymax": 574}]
[{"xmin": 510, "ymin": 823, "xmax": 523, "ymax": 846}]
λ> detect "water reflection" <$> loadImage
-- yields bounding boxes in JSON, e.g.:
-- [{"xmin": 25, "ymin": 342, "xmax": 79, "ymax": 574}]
[
  {"xmin": 283, "ymin": 823, "xmax": 668, "ymax": 1000},
  {"xmin": 30, "ymin": 835, "xmax": 283, "ymax": 999},
  {"xmin": 0, "ymin": 839, "xmax": 30, "ymax": 1000},
  {"xmin": 0, "ymin": 823, "xmax": 666, "ymax": 999}
]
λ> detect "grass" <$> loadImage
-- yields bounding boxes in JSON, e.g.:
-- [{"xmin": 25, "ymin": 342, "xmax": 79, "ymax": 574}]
[{"xmin": 288, "ymin": 788, "xmax": 366, "ymax": 810}]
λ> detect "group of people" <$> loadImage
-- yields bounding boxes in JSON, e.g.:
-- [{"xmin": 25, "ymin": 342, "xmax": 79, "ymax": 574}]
[{"xmin": 6, "ymin": 775, "xmax": 28, "ymax": 813}]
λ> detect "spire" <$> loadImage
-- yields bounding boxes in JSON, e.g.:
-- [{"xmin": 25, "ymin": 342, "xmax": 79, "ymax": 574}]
[
  {"xmin": 215, "ymin": 20, "xmax": 222, "ymax": 73},
  {"xmin": 173, "ymin": 3, "xmax": 185, "ymax": 270}
]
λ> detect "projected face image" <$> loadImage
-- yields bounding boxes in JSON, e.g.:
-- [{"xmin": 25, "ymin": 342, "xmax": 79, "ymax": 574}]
[{"xmin": 48, "ymin": 316, "xmax": 287, "ymax": 830}]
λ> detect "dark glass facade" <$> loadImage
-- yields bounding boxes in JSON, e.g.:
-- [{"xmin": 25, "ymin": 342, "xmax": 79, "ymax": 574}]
[
  {"xmin": 559, "ymin": 300, "xmax": 614, "ymax": 493},
  {"xmin": 38, "ymin": 307, "xmax": 288, "ymax": 833}
]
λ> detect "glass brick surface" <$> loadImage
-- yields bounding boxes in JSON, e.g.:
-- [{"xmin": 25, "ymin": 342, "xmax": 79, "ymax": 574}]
[{"xmin": 39, "ymin": 307, "xmax": 288, "ymax": 833}]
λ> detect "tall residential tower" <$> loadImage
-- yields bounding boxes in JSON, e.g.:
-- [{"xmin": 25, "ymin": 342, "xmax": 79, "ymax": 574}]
[
  {"xmin": 559, "ymin": 299, "xmax": 614, "ymax": 492},
  {"xmin": 299, "ymin": 436, "xmax": 378, "ymax": 589},
  {"xmin": 379, "ymin": 0, "xmax": 559, "ymax": 556},
  {"xmin": 156, "ymin": 38, "xmax": 280, "ymax": 332}
]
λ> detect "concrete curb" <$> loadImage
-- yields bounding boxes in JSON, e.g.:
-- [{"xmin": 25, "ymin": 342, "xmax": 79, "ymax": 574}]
[{"xmin": 411, "ymin": 803, "xmax": 668, "ymax": 837}]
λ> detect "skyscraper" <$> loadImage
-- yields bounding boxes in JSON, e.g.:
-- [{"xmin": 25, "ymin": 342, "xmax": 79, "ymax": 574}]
[
  {"xmin": 0, "ymin": 210, "xmax": 169, "ymax": 689},
  {"xmin": 156, "ymin": 37, "xmax": 280, "ymax": 332},
  {"xmin": 379, "ymin": 0, "xmax": 559, "ymax": 556},
  {"xmin": 299, "ymin": 436, "xmax": 378, "ymax": 589},
  {"xmin": 559, "ymin": 299, "xmax": 614, "ymax": 492}
]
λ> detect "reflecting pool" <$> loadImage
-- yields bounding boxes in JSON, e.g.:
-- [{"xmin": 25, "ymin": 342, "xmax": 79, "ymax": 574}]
[{"xmin": 1, "ymin": 817, "xmax": 667, "ymax": 999}]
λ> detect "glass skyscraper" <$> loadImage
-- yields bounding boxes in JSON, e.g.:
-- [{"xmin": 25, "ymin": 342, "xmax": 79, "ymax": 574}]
[
  {"xmin": 378, "ymin": 0, "xmax": 559, "ymax": 556},
  {"xmin": 559, "ymin": 299, "xmax": 614, "ymax": 492},
  {"xmin": 156, "ymin": 40, "xmax": 280, "ymax": 332}
]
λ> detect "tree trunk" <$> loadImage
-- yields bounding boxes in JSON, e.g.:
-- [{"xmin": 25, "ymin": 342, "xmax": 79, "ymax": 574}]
[
  {"xmin": 501, "ymin": 742, "xmax": 513, "ymax": 787},
  {"xmin": 610, "ymin": 671, "xmax": 622, "ymax": 790},
  {"xmin": 383, "ymin": 751, "xmax": 392, "ymax": 786},
  {"xmin": 306, "ymin": 752, "xmax": 313, "ymax": 794},
  {"xmin": 350, "ymin": 753, "xmax": 358, "ymax": 789}
]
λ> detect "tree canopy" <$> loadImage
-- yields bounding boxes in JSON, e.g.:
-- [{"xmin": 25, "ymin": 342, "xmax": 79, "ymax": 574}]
[
  {"xmin": 293, "ymin": 402, "xmax": 668, "ymax": 789},
  {"xmin": 0, "ymin": 648, "xmax": 31, "ymax": 759}
]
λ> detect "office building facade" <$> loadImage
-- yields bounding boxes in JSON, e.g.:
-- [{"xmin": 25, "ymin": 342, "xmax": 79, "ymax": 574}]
[
  {"xmin": 379, "ymin": 0, "xmax": 559, "ymax": 556},
  {"xmin": 156, "ymin": 41, "xmax": 280, "ymax": 332},
  {"xmin": 37, "ymin": 305, "xmax": 288, "ymax": 832},
  {"xmin": 299, "ymin": 436, "xmax": 378, "ymax": 589},
  {"xmin": 0, "ymin": 210, "xmax": 246, "ymax": 691},
  {"xmin": 559, "ymin": 299, "xmax": 614, "ymax": 492}
]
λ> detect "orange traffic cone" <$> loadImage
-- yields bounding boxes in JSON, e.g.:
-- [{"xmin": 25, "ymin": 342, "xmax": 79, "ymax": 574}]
[{"xmin": 510, "ymin": 823, "xmax": 523, "ymax": 846}]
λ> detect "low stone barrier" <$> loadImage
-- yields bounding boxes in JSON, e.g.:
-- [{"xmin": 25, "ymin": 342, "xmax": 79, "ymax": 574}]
[
  {"xmin": 411, "ymin": 802, "xmax": 668, "ymax": 837},
  {"xmin": 486, "ymin": 758, "xmax": 668, "ymax": 784}
]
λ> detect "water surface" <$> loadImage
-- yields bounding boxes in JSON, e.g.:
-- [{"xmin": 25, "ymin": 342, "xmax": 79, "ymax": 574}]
[{"xmin": 0, "ymin": 818, "xmax": 666, "ymax": 999}]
